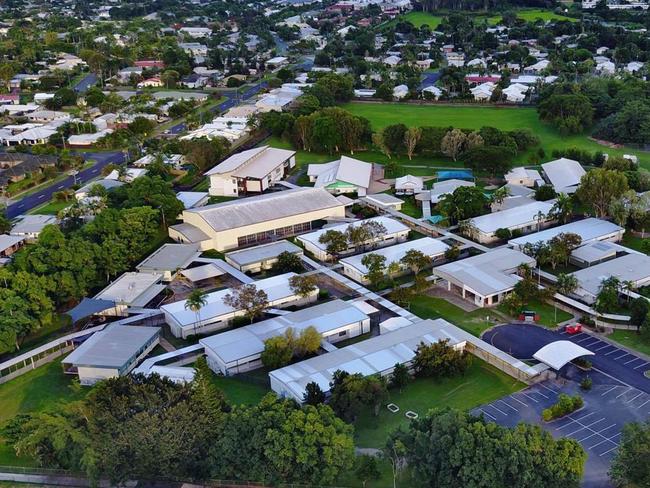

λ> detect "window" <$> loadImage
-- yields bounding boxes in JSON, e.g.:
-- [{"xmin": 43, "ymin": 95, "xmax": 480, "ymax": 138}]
[{"xmin": 338, "ymin": 330, "xmax": 347, "ymax": 337}]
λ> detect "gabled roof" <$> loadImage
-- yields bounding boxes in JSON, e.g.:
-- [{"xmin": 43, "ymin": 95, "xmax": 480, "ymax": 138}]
[
  {"xmin": 205, "ymin": 145, "xmax": 295, "ymax": 178},
  {"xmin": 541, "ymin": 158, "xmax": 585, "ymax": 192},
  {"xmin": 309, "ymin": 156, "xmax": 372, "ymax": 190}
]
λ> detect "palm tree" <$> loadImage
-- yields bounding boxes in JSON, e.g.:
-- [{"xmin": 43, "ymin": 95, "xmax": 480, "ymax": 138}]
[
  {"xmin": 534, "ymin": 210, "xmax": 547, "ymax": 232},
  {"xmin": 490, "ymin": 186, "xmax": 510, "ymax": 207},
  {"xmin": 550, "ymin": 193, "xmax": 573, "ymax": 224},
  {"xmin": 185, "ymin": 289, "xmax": 208, "ymax": 337},
  {"xmin": 622, "ymin": 280, "xmax": 637, "ymax": 303}
]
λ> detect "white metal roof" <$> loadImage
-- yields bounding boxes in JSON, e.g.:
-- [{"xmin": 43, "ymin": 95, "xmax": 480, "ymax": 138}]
[
  {"xmin": 541, "ymin": 158, "xmax": 585, "ymax": 192},
  {"xmin": 470, "ymin": 200, "xmax": 553, "ymax": 233},
  {"xmin": 160, "ymin": 272, "xmax": 300, "ymax": 328},
  {"xmin": 395, "ymin": 175, "xmax": 423, "ymax": 190},
  {"xmin": 186, "ymin": 188, "xmax": 344, "ymax": 232},
  {"xmin": 0, "ymin": 234, "xmax": 25, "ymax": 251},
  {"xmin": 508, "ymin": 218, "xmax": 623, "ymax": 249},
  {"xmin": 225, "ymin": 240, "xmax": 302, "ymax": 267},
  {"xmin": 136, "ymin": 243, "xmax": 200, "ymax": 272},
  {"xmin": 63, "ymin": 325, "xmax": 160, "ymax": 369},
  {"xmin": 341, "ymin": 237, "xmax": 449, "ymax": 275},
  {"xmin": 205, "ymin": 146, "xmax": 295, "ymax": 178},
  {"xmin": 10, "ymin": 214, "xmax": 57, "ymax": 235},
  {"xmin": 179, "ymin": 263, "xmax": 225, "ymax": 282},
  {"xmin": 310, "ymin": 156, "xmax": 372, "ymax": 190},
  {"xmin": 430, "ymin": 179, "xmax": 474, "ymax": 203},
  {"xmin": 297, "ymin": 217, "xmax": 409, "ymax": 253},
  {"xmin": 94, "ymin": 272, "xmax": 163, "ymax": 306},
  {"xmin": 571, "ymin": 253, "xmax": 650, "ymax": 297},
  {"xmin": 176, "ymin": 191, "xmax": 208, "ymax": 209},
  {"xmin": 533, "ymin": 341, "xmax": 594, "ymax": 370}
]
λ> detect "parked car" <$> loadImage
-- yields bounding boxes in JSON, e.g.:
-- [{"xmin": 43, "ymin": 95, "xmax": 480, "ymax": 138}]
[{"xmin": 565, "ymin": 324, "xmax": 583, "ymax": 334}]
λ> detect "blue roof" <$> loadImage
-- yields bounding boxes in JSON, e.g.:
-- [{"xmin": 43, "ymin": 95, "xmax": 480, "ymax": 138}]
[
  {"xmin": 427, "ymin": 215, "xmax": 445, "ymax": 224},
  {"xmin": 437, "ymin": 170, "xmax": 473, "ymax": 181},
  {"xmin": 66, "ymin": 297, "xmax": 115, "ymax": 323}
]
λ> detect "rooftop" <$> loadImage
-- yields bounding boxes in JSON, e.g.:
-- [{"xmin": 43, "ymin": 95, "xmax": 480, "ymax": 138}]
[
  {"xmin": 225, "ymin": 240, "xmax": 303, "ymax": 267},
  {"xmin": 63, "ymin": 325, "xmax": 160, "ymax": 369},
  {"xmin": 205, "ymin": 146, "xmax": 295, "ymax": 179},
  {"xmin": 341, "ymin": 237, "xmax": 449, "ymax": 274},
  {"xmin": 94, "ymin": 272, "xmax": 164, "ymax": 307},
  {"xmin": 571, "ymin": 253, "xmax": 650, "ymax": 297},
  {"xmin": 470, "ymin": 200, "xmax": 554, "ymax": 233},
  {"xmin": 185, "ymin": 188, "xmax": 344, "ymax": 232},
  {"xmin": 508, "ymin": 218, "xmax": 623, "ymax": 248},
  {"xmin": 541, "ymin": 158, "xmax": 585, "ymax": 192},
  {"xmin": 136, "ymin": 243, "xmax": 200, "ymax": 272}
]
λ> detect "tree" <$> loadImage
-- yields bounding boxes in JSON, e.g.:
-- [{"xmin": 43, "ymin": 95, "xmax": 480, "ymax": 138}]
[
  {"xmin": 441, "ymin": 128, "xmax": 467, "ymax": 161},
  {"xmin": 629, "ymin": 297, "xmax": 649, "ymax": 331},
  {"xmin": 0, "ymin": 211, "xmax": 10, "ymax": 233},
  {"xmin": 400, "ymin": 249, "xmax": 432, "ymax": 276},
  {"xmin": 535, "ymin": 184, "xmax": 556, "ymax": 201},
  {"xmin": 394, "ymin": 408, "xmax": 586, "ymax": 488},
  {"xmin": 160, "ymin": 70, "xmax": 180, "ymax": 88},
  {"xmin": 355, "ymin": 455, "xmax": 381, "ymax": 488},
  {"xmin": 223, "ymin": 284, "xmax": 269, "ymax": 323},
  {"xmin": 438, "ymin": 186, "xmax": 489, "ymax": 224},
  {"xmin": 538, "ymin": 94, "xmax": 594, "ymax": 135},
  {"xmin": 288, "ymin": 274, "xmax": 318, "ymax": 298},
  {"xmin": 293, "ymin": 326, "xmax": 322, "ymax": 357},
  {"xmin": 373, "ymin": 130, "xmax": 391, "ymax": 159},
  {"xmin": 556, "ymin": 273, "xmax": 579, "ymax": 296},
  {"xmin": 261, "ymin": 335, "xmax": 293, "ymax": 369},
  {"xmin": 383, "ymin": 436, "xmax": 407, "ymax": 488},
  {"xmin": 361, "ymin": 253, "xmax": 387, "ymax": 287},
  {"xmin": 404, "ymin": 127, "xmax": 422, "ymax": 161},
  {"xmin": 549, "ymin": 193, "xmax": 573, "ymax": 224},
  {"xmin": 413, "ymin": 340, "xmax": 471, "ymax": 379},
  {"xmin": 390, "ymin": 363, "xmax": 410, "ymax": 393},
  {"xmin": 383, "ymin": 124, "xmax": 407, "ymax": 155},
  {"xmin": 185, "ymin": 289, "xmax": 208, "ymax": 336},
  {"xmin": 329, "ymin": 371, "xmax": 388, "ymax": 422},
  {"xmin": 318, "ymin": 229, "xmax": 348, "ymax": 260},
  {"xmin": 611, "ymin": 421, "xmax": 650, "ymax": 487},
  {"xmin": 595, "ymin": 276, "xmax": 621, "ymax": 313},
  {"xmin": 463, "ymin": 145, "xmax": 515, "ymax": 177},
  {"xmin": 303, "ymin": 381, "xmax": 326, "ymax": 405},
  {"xmin": 576, "ymin": 168, "xmax": 628, "ymax": 218},
  {"xmin": 271, "ymin": 251, "xmax": 304, "ymax": 273}
]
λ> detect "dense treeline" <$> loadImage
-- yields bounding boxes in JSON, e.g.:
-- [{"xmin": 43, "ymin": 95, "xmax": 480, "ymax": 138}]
[
  {"xmin": 3, "ymin": 362, "xmax": 355, "ymax": 486},
  {"xmin": 0, "ymin": 176, "xmax": 183, "ymax": 352},
  {"xmin": 538, "ymin": 78, "xmax": 650, "ymax": 144}
]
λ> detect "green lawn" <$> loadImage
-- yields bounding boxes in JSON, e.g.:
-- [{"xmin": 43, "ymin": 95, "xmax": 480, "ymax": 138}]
[
  {"xmin": 622, "ymin": 233, "xmax": 648, "ymax": 254},
  {"xmin": 488, "ymin": 9, "xmax": 577, "ymax": 24},
  {"xmin": 608, "ymin": 330, "xmax": 650, "ymax": 357},
  {"xmin": 340, "ymin": 103, "xmax": 650, "ymax": 169},
  {"xmin": 27, "ymin": 200, "xmax": 71, "ymax": 215},
  {"xmin": 497, "ymin": 298, "xmax": 573, "ymax": 329},
  {"xmin": 0, "ymin": 360, "xmax": 89, "ymax": 467},
  {"xmin": 408, "ymin": 295, "xmax": 510, "ymax": 337},
  {"xmin": 211, "ymin": 375, "xmax": 270, "ymax": 406},
  {"xmin": 402, "ymin": 11, "xmax": 444, "ymax": 28},
  {"xmin": 353, "ymin": 360, "xmax": 524, "ymax": 447}
]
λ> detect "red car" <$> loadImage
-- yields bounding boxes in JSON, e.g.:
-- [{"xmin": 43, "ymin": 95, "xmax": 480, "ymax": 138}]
[{"xmin": 565, "ymin": 324, "xmax": 583, "ymax": 334}]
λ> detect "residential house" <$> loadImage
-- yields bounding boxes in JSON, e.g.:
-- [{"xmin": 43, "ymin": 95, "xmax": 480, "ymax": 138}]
[{"xmin": 308, "ymin": 156, "xmax": 373, "ymax": 196}]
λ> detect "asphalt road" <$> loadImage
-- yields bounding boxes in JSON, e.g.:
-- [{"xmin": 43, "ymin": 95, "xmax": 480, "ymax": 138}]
[
  {"xmin": 73, "ymin": 73, "xmax": 98, "ymax": 93},
  {"xmin": 6, "ymin": 151, "xmax": 125, "ymax": 219},
  {"xmin": 483, "ymin": 324, "xmax": 650, "ymax": 393}
]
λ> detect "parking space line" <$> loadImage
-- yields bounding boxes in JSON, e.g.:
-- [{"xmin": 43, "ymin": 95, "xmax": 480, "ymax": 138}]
[
  {"xmin": 509, "ymin": 395, "xmax": 528, "ymax": 407},
  {"xmin": 538, "ymin": 383, "xmax": 558, "ymax": 394},
  {"xmin": 486, "ymin": 404, "xmax": 508, "ymax": 416},
  {"xmin": 567, "ymin": 418, "xmax": 606, "ymax": 437},
  {"xmin": 520, "ymin": 392, "xmax": 539, "ymax": 403},
  {"xmin": 595, "ymin": 344, "xmax": 613, "ymax": 352},
  {"xmin": 565, "ymin": 426, "xmax": 587, "ymax": 437},
  {"xmin": 572, "ymin": 412, "xmax": 597, "ymax": 423},
  {"xmin": 624, "ymin": 357, "xmax": 643, "ymax": 366},
  {"xmin": 637, "ymin": 399, "xmax": 650, "ymax": 409},
  {"xmin": 599, "ymin": 445, "xmax": 619, "ymax": 457},
  {"xmin": 601, "ymin": 386, "xmax": 618, "ymax": 396},
  {"xmin": 479, "ymin": 409, "xmax": 496, "ymax": 421},
  {"xmin": 577, "ymin": 336, "xmax": 595, "ymax": 343},
  {"xmin": 616, "ymin": 388, "xmax": 631, "ymax": 399},
  {"xmin": 634, "ymin": 362, "xmax": 649, "ymax": 370},
  {"xmin": 626, "ymin": 392, "xmax": 644, "ymax": 404},
  {"xmin": 614, "ymin": 352, "xmax": 630, "ymax": 360},
  {"xmin": 498, "ymin": 400, "xmax": 518, "ymax": 412},
  {"xmin": 605, "ymin": 348, "xmax": 621, "ymax": 356}
]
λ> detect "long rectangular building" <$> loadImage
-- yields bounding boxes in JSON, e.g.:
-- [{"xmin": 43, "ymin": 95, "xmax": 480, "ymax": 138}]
[
  {"xmin": 200, "ymin": 300, "xmax": 371, "ymax": 375},
  {"xmin": 508, "ymin": 218, "xmax": 624, "ymax": 250},
  {"xmin": 160, "ymin": 272, "xmax": 318, "ymax": 338},
  {"xmin": 169, "ymin": 188, "xmax": 346, "ymax": 251}
]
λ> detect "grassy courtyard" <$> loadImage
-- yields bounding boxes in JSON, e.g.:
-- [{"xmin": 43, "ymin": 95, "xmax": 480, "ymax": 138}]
[
  {"xmin": 608, "ymin": 330, "xmax": 650, "ymax": 357},
  {"xmin": 353, "ymin": 359, "xmax": 525, "ymax": 447},
  {"xmin": 399, "ymin": 9, "xmax": 576, "ymax": 29},
  {"xmin": 341, "ymin": 103, "xmax": 650, "ymax": 169},
  {"xmin": 211, "ymin": 374, "xmax": 270, "ymax": 406},
  {"xmin": 402, "ymin": 11, "xmax": 444, "ymax": 29}
]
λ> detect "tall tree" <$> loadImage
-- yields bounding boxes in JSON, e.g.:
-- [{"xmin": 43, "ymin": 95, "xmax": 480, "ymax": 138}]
[
  {"xmin": 223, "ymin": 284, "xmax": 269, "ymax": 323},
  {"xmin": 185, "ymin": 289, "xmax": 208, "ymax": 336},
  {"xmin": 576, "ymin": 168, "xmax": 628, "ymax": 218}
]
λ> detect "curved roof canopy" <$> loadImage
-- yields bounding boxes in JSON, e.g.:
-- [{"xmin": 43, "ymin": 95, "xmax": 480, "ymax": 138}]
[{"xmin": 533, "ymin": 340, "xmax": 594, "ymax": 370}]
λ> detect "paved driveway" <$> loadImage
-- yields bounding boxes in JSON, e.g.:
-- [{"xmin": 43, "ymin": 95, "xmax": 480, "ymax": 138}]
[{"xmin": 483, "ymin": 324, "xmax": 650, "ymax": 393}]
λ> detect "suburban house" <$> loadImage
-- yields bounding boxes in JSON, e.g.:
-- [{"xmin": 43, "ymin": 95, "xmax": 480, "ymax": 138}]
[
  {"xmin": 0, "ymin": 234, "xmax": 26, "ymax": 259},
  {"xmin": 10, "ymin": 214, "xmax": 57, "ymax": 241},
  {"xmin": 297, "ymin": 216, "xmax": 410, "ymax": 261},
  {"xmin": 340, "ymin": 237, "xmax": 449, "ymax": 284},
  {"xmin": 432, "ymin": 248, "xmax": 536, "ymax": 307},
  {"xmin": 161, "ymin": 272, "xmax": 318, "ymax": 338},
  {"xmin": 508, "ymin": 218, "xmax": 624, "ymax": 250},
  {"xmin": 395, "ymin": 174, "xmax": 424, "ymax": 195},
  {"xmin": 570, "ymin": 253, "xmax": 650, "ymax": 304},
  {"xmin": 94, "ymin": 272, "xmax": 166, "ymax": 315},
  {"xmin": 62, "ymin": 325, "xmax": 160, "ymax": 386},
  {"xmin": 308, "ymin": 156, "xmax": 373, "ymax": 196},
  {"xmin": 541, "ymin": 158, "xmax": 586, "ymax": 194},
  {"xmin": 200, "ymin": 299, "xmax": 371, "ymax": 375},
  {"xmin": 269, "ymin": 318, "xmax": 466, "ymax": 402},
  {"xmin": 467, "ymin": 200, "xmax": 555, "ymax": 244},
  {"xmin": 205, "ymin": 146, "xmax": 296, "ymax": 197},
  {"xmin": 504, "ymin": 167, "xmax": 544, "ymax": 188},
  {"xmin": 169, "ymin": 188, "xmax": 346, "ymax": 251},
  {"xmin": 224, "ymin": 240, "xmax": 303, "ymax": 273}
]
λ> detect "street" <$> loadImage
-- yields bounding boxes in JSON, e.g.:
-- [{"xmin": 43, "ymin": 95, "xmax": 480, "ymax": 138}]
[{"xmin": 5, "ymin": 151, "xmax": 125, "ymax": 219}]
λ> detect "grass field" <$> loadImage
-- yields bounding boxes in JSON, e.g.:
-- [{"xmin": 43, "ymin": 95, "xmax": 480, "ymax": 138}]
[
  {"xmin": 400, "ymin": 9, "xmax": 576, "ymax": 29},
  {"xmin": 27, "ymin": 200, "xmax": 70, "ymax": 215},
  {"xmin": 211, "ymin": 375, "xmax": 270, "ymax": 406},
  {"xmin": 608, "ymin": 330, "xmax": 650, "ymax": 357},
  {"xmin": 341, "ymin": 103, "xmax": 650, "ymax": 169},
  {"xmin": 408, "ymin": 295, "xmax": 510, "ymax": 336},
  {"xmin": 353, "ymin": 359, "xmax": 524, "ymax": 447}
]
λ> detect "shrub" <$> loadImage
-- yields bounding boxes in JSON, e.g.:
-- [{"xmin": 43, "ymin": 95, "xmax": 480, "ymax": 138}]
[
  {"xmin": 542, "ymin": 394, "xmax": 584, "ymax": 421},
  {"xmin": 573, "ymin": 357, "xmax": 592, "ymax": 369},
  {"xmin": 494, "ymin": 228, "xmax": 512, "ymax": 240},
  {"xmin": 580, "ymin": 376, "xmax": 593, "ymax": 391}
]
